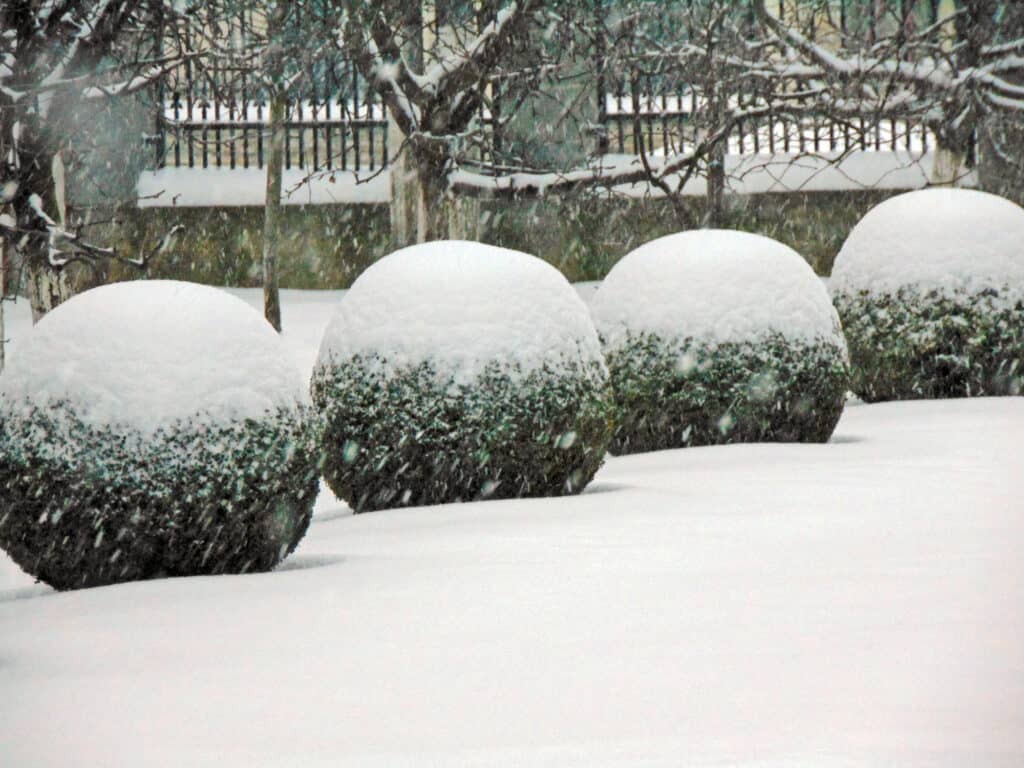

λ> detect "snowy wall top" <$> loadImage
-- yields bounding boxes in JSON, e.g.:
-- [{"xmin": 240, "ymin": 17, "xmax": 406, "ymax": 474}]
[
  {"xmin": 591, "ymin": 230, "xmax": 842, "ymax": 348},
  {"xmin": 316, "ymin": 241, "xmax": 604, "ymax": 381},
  {"xmin": 831, "ymin": 189, "xmax": 1024, "ymax": 299},
  {"xmin": 0, "ymin": 281, "xmax": 306, "ymax": 434}
]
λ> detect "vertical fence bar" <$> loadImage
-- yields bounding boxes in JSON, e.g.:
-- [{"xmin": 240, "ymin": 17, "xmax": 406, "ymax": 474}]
[
  {"xmin": 213, "ymin": 58, "xmax": 222, "ymax": 167},
  {"xmin": 352, "ymin": 62, "xmax": 361, "ymax": 171},
  {"xmin": 616, "ymin": 78, "xmax": 625, "ymax": 153},
  {"xmin": 325, "ymin": 92, "xmax": 333, "ymax": 170},
  {"xmin": 381, "ymin": 98, "xmax": 388, "ymax": 168},
  {"xmin": 297, "ymin": 97, "xmax": 305, "ymax": 170},
  {"xmin": 284, "ymin": 97, "xmax": 292, "ymax": 170},
  {"xmin": 257, "ymin": 97, "xmax": 264, "ymax": 168},
  {"xmin": 185, "ymin": 23, "xmax": 195, "ymax": 168},
  {"xmin": 240, "ymin": 12, "xmax": 249, "ymax": 169},
  {"xmin": 201, "ymin": 89, "xmax": 209, "ymax": 168},
  {"xmin": 367, "ymin": 78, "xmax": 376, "ymax": 171},
  {"xmin": 339, "ymin": 93, "xmax": 348, "ymax": 170},
  {"xmin": 312, "ymin": 82, "xmax": 320, "ymax": 171},
  {"xmin": 173, "ymin": 93, "xmax": 182, "ymax": 166}
]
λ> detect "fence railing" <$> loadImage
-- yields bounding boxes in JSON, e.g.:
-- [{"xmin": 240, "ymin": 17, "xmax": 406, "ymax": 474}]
[
  {"xmin": 149, "ymin": 13, "xmax": 390, "ymax": 174},
  {"xmin": 148, "ymin": 72, "xmax": 957, "ymax": 180},
  {"xmin": 154, "ymin": 97, "xmax": 389, "ymax": 172},
  {"xmin": 151, "ymin": 98, "xmax": 942, "ymax": 174},
  {"xmin": 599, "ymin": 90, "xmax": 941, "ymax": 159}
]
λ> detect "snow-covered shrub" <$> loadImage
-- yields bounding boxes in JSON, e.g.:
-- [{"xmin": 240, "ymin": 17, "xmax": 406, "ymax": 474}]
[
  {"xmin": 0, "ymin": 281, "xmax": 319, "ymax": 590},
  {"xmin": 312, "ymin": 241, "xmax": 614, "ymax": 513},
  {"xmin": 591, "ymin": 230, "xmax": 848, "ymax": 453},
  {"xmin": 832, "ymin": 189, "xmax": 1024, "ymax": 401}
]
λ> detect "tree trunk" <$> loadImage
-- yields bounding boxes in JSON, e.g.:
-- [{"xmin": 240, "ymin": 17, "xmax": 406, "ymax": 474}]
[
  {"xmin": 447, "ymin": 195, "xmax": 480, "ymax": 241},
  {"xmin": 413, "ymin": 144, "xmax": 456, "ymax": 242},
  {"xmin": 27, "ymin": 261, "xmax": 73, "ymax": 323},
  {"xmin": 388, "ymin": 1, "xmax": 425, "ymax": 249},
  {"xmin": 0, "ymin": 232, "xmax": 5, "ymax": 373},
  {"xmin": 262, "ymin": 89, "xmax": 286, "ymax": 333},
  {"xmin": 10, "ymin": 121, "xmax": 76, "ymax": 324},
  {"xmin": 414, "ymin": 154, "xmax": 479, "ymax": 243},
  {"xmin": 418, "ymin": 170, "xmax": 451, "ymax": 242},
  {"xmin": 930, "ymin": 142, "xmax": 966, "ymax": 187},
  {"xmin": 704, "ymin": 83, "xmax": 727, "ymax": 229},
  {"xmin": 390, "ymin": 140, "xmax": 422, "ymax": 248},
  {"xmin": 705, "ymin": 146, "xmax": 727, "ymax": 228}
]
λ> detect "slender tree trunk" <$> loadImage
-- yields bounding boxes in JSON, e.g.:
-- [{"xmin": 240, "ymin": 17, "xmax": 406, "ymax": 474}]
[
  {"xmin": 930, "ymin": 141, "xmax": 966, "ymax": 187},
  {"xmin": 389, "ymin": 1, "xmax": 425, "ymax": 249},
  {"xmin": 706, "ymin": 80, "xmax": 727, "ymax": 229},
  {"xmin": 705, "ymin": 145, "xmax": 726, "ymax": 228},
  {"xmin": 0, "ymin": 232, "xmax": 5, "ymax": 373},
  {"xmin": 262, "ymin": 88, "xmax": 286, "ymax": 332}
]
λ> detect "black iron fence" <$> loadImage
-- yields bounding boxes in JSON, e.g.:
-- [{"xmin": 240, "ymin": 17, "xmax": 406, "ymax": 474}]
[
  {"xmin": 151, "ymin": 86, "xmax": 945, "ymax": 175},
  {"xmin": 150, "ymin": 50, "xmax": 390, "ymax": 172},
  {"xmin": 600, "ymin": 87, "xmax": 940, "ymax": 159},
  {"xmin": 154, "ymin": 95, "xmax": 389, "ymax": 172},
  {"xmin": 145, "ymin": 16, "xmax": 956, "ymax": 176}
]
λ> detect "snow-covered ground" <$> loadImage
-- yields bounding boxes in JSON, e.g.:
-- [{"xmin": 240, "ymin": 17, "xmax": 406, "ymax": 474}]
[
  {"xmin": 138, "ymin": 168, "xmax": 392, "ymax": 207},
  {"xmin": 138, "ymin": 149, "xmax": 976, "ymax": 207},
  {"xmin": 1, "ymin": 290, "xmax": 1022, "ymax": 767}
]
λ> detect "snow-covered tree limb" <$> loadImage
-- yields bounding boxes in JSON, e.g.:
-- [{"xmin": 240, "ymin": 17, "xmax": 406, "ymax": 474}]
[{"xmin": 0, "ymin": 1, "xmax": 211, "ymax": 319}]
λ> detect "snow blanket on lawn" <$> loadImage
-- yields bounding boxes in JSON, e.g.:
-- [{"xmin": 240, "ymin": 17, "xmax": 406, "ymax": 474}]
[{"xmin": 1, "ymin": 397, "xmax": 1022, "ymax": 767}]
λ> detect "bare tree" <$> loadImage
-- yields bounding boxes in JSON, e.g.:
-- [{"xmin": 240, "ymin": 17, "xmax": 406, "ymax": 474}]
[
  {"xmin": 0, "ymin": 1, "xmax": 201, "ymax": 323},
  {"xmin": 340, "ymin": 0, "xmax": 550, "ymax": 242},
  {"xmin": 202, "ymin": 0, "xmax": 351, "ymax": 331},
  {"xmin": 751, "ymin": 0, "xmax": 1024, "ymax": 186},
  {"xmin": 446, "ymin": 1, "xmax": 841, "ymax": 222}
]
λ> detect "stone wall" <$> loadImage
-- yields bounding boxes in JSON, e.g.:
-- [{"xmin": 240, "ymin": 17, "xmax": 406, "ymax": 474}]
[{"xmin": 92, "ymin": 188, "xmax": 902, "ymax": 291}]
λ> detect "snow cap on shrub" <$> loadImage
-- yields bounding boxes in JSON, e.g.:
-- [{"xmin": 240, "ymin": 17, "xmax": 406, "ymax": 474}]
[
  {"xmin": 593, "ymin": 229, "xmax": 842, "ymax": 349},
  {"xmin": 831, "ymin": 188, "xmax": 1024, "ymax": 301},
  {"xmin": 0, "ymin": 280, "xmax": 319, "ymax": 590},
  {"xmin": 318, "ymin": 239, "xmax": 605, "ymax": 382},
  {"xmin": 831, "ymin": 189, "xmax": 1024, "ymax": 400},
  {"xmin": 2, "ymin": 280, "xmax": 306, "ymax": 431},
  {"xmin": 592, "ymin": 230, "xmax": 848, "ymax": 453},
  {"xmin": 313, "ymin": 241, "xmax": 613, "ymax": 512}
]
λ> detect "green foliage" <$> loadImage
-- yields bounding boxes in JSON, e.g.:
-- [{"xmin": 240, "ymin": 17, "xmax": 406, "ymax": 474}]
[
  {"xmin": 834, "ymin": 287, "xmax": 1024, "ymax": 402},
  {"xmin": 0, "ymin": 405, "xmax": 320, "ymax": 590},
  {"xmin": 605, "ymin": 332, "xmax": 849, "ymax": 454},
  {"xmin": 311, "ymin": 357, "xmax": 615, "ymax": 513}
]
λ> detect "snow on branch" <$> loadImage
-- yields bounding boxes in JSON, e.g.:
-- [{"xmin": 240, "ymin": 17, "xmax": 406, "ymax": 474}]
[
  {"xmin": 5, "ymin": 194, "xmax": 180, "ymax": 270},
  {"xmin": 80, "ymin": 55, "xmax": 199, "ymax": 100},
  {"xmin": 751, "ymin": 0, "xmax": 1024, "ymax": 116},
  {"xmin": 427, "ymin": 1, "xmax": 537, "ymax": 101}
]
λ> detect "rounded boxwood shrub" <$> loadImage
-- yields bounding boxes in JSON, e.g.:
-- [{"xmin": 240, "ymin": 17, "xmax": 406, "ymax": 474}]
[
  {"xmin": 0, "ymin": 281, "xmax": 319, "ymax": 590},
  {"xmin": 590, "ymin": 230, "xmax": 849, "ymax": 454},
  {"xmin": 312, "ymin": 241, "xmax": 614, "ymax": 513},
  {"xmin": 831, "ymin": 188, "xmax": 1024, "ymax": 401}
]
